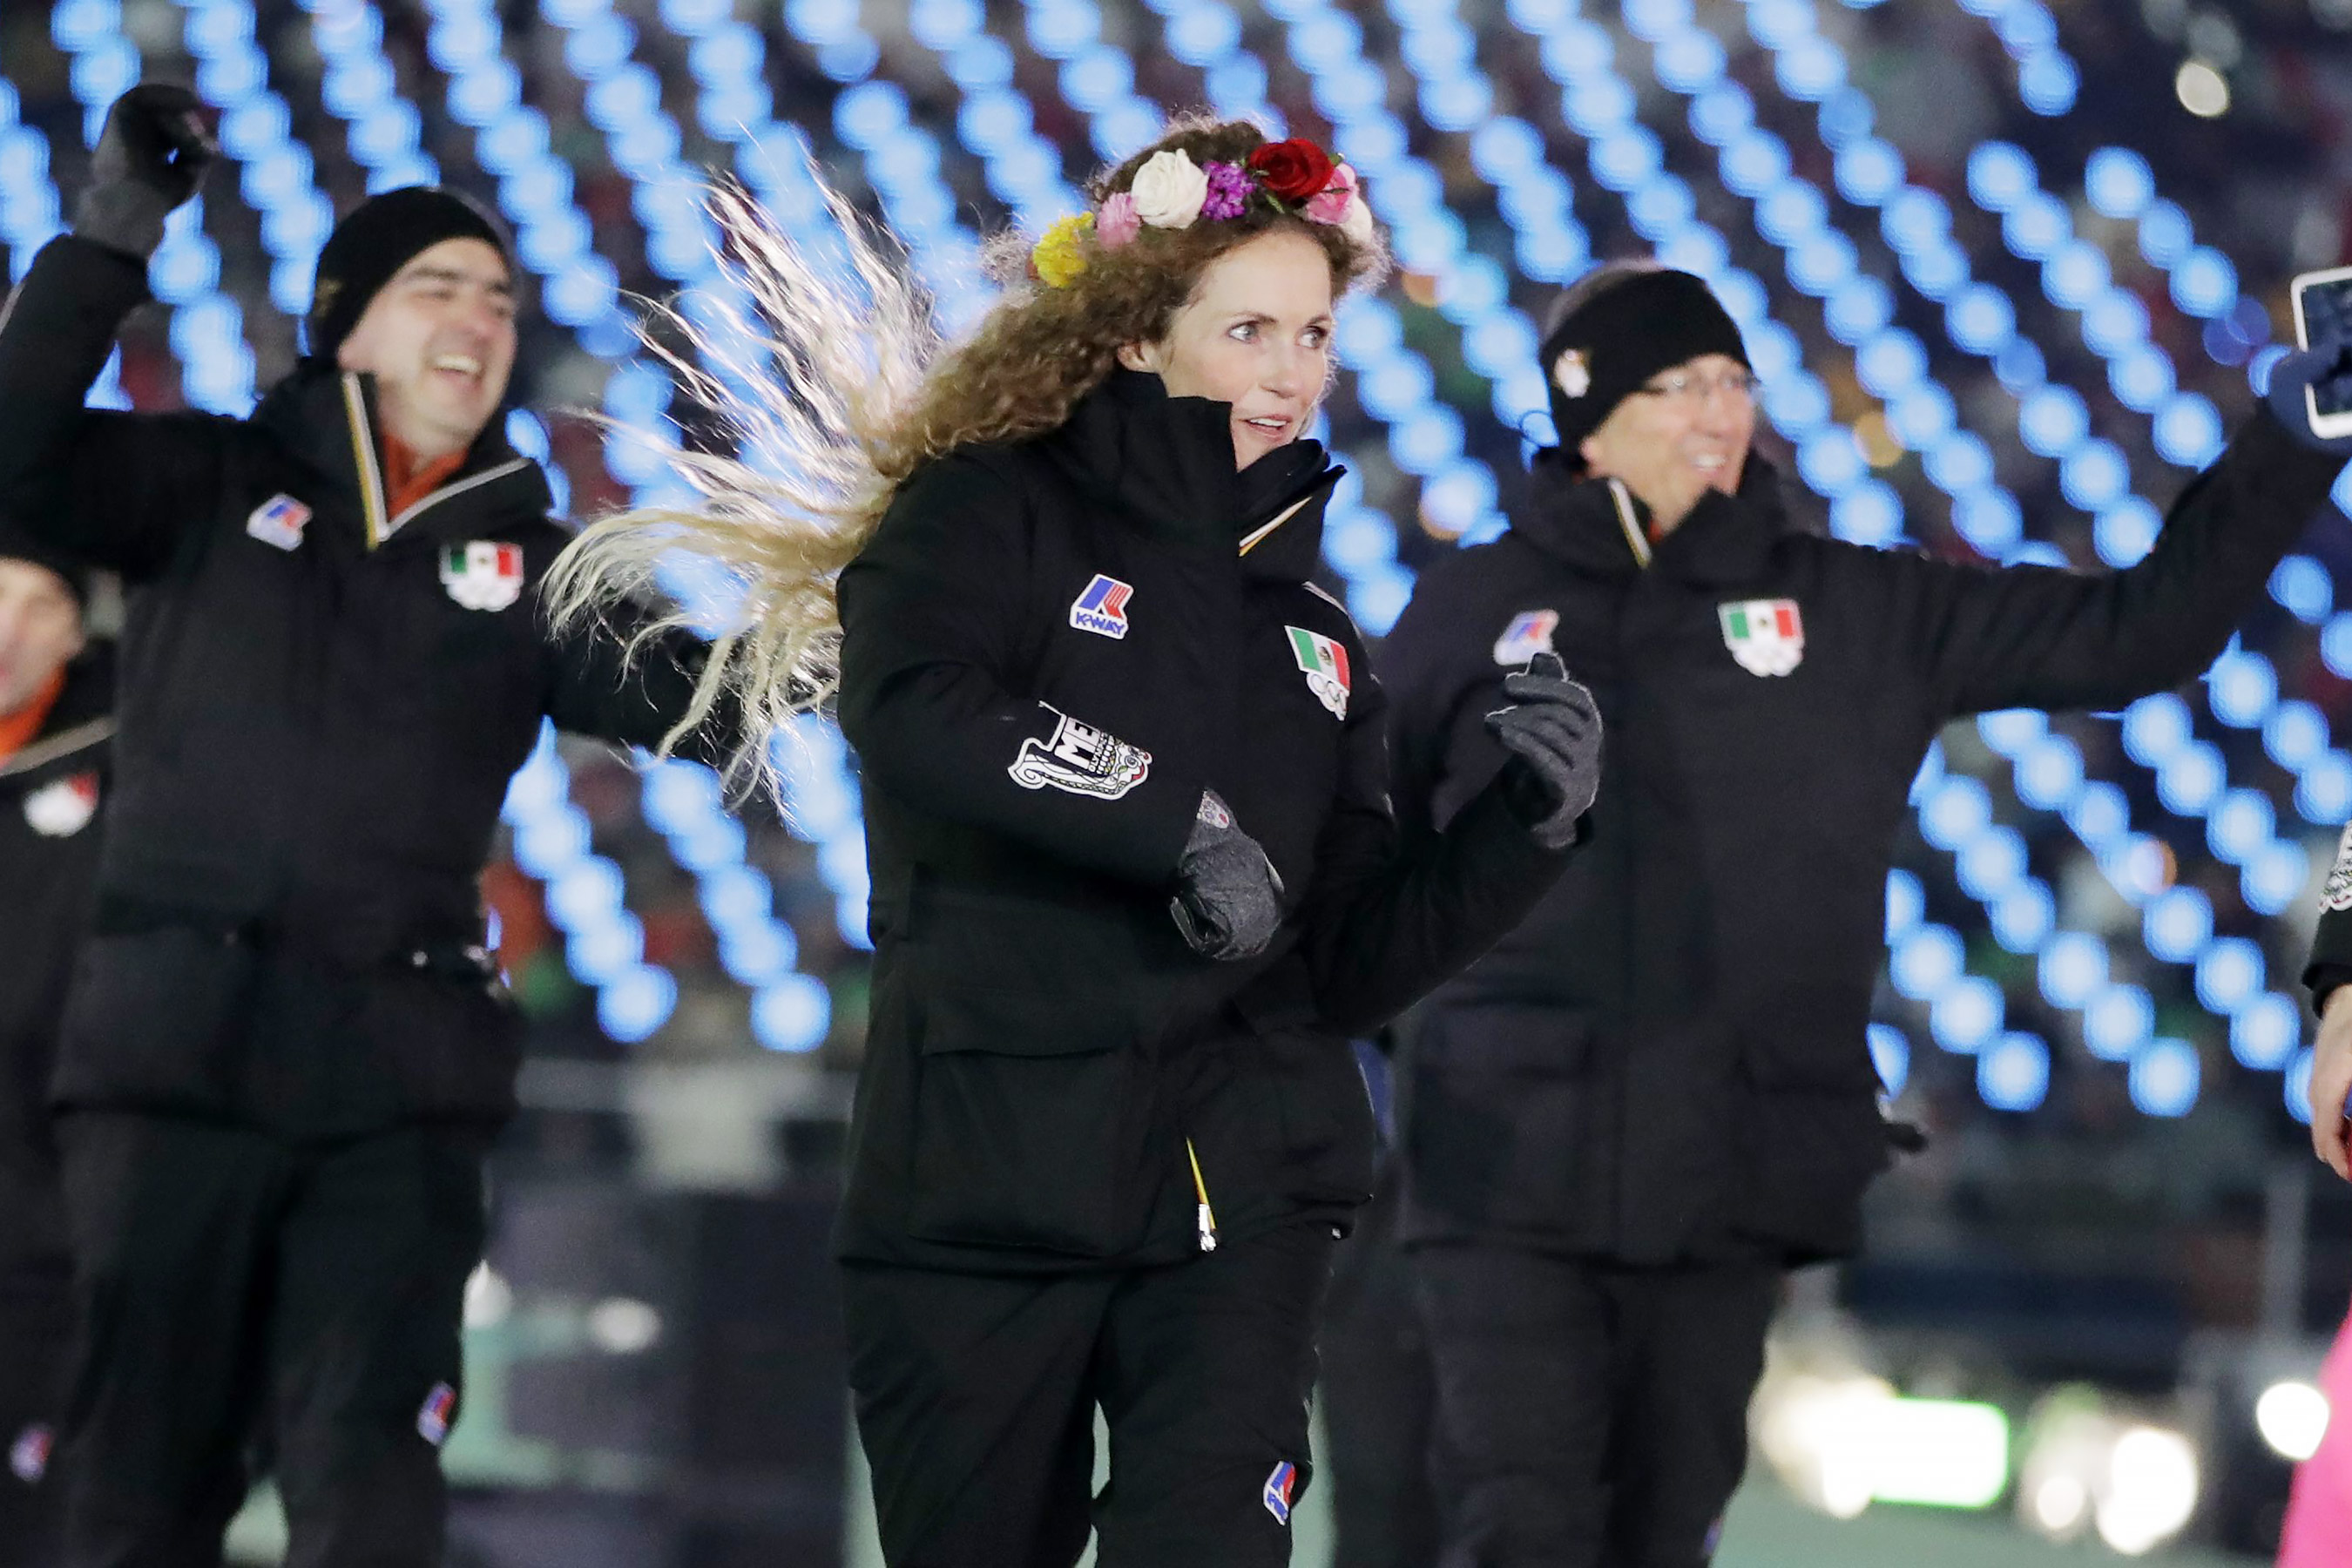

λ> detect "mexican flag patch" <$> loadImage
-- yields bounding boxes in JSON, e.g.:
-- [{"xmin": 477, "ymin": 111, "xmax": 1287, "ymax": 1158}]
[
  {"xmin": 439, "ymin": 542, "xmax": 524, "ymax": 612},
  {"xmin": 1287, "ymin": 625, "xmax": 1350, "ymax": 720},
  {"xmin": 1717, "ymin": 598, "xmax": 1804, "ymax": 677}
]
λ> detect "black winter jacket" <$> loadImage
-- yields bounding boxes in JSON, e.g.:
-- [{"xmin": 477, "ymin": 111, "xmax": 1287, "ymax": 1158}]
[
  {"xmin": 0, "ymin": 235, "xmax": 712, "ymax": 1134},
  {"xmin": 1381, "ymin": 418, "xmax": 2342, "ymax": 1264},
  {"xmin": 833, "ymin": 369, "xmax": 1578, "ymax": 1272},
  {"xmin": 0, "ymin": 645, "xmax": 111, "ymax": 1270}
]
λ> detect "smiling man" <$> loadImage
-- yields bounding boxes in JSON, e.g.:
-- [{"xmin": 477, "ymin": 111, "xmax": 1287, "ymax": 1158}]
[
  {"xmin": 0, "ymin": 86, "xmax": 724, "ymax": 1568},
  {"xmin": 1368, "ymin": 260, "xmax": 2352, "ymax": 1567}
]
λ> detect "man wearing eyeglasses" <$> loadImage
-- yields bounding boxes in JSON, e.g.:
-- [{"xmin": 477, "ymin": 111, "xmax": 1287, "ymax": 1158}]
[{"xmin": 1367, "ymin": 261, "xmax": 2352, "ymax": 1566}]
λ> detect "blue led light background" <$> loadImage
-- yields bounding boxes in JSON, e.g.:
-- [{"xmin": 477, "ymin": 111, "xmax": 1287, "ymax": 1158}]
[{"xmin": 7, "ymin": 0, "xmax": 2351, "ymax": 1135}]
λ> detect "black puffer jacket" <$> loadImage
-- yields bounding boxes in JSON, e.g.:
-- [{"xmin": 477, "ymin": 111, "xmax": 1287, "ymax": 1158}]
[
  {"xmin": 0, "ymin": 645, "xmax": 111, "ymax": 1269},
  {"xmin": 1381, "ymin": 420, "xmax": 2342, "ymax": 1264},
  {"xmin": 0, "ymin": 234, "xmax": 713, "ymax": 1134},
  {"xmin": 834, "ymin": 369, "xmax": 1580, "ymax": 1273}
]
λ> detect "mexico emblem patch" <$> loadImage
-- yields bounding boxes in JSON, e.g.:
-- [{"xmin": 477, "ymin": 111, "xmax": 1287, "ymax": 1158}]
[
  {"xmin": 1287, "ymin": 626, "xmax": 1350, "ymax": 720},
  {"xmin": 2325, "ymin": 822, "xmax": 2352, "ymax": 912},
  {"xmin": 1717, "ymin": 598, "xmax": 1804, "ymax": 677},
  {"xmin": 439, "ymin": 542, "xmax": 524, "ymax": 612},
  {"xmin": 1008, "ymin": 706, "xmax": 1152, "ymax": 800},
  {"xmin": 23, "ymin": 772, "xmax": 99, "ymax": 837}
]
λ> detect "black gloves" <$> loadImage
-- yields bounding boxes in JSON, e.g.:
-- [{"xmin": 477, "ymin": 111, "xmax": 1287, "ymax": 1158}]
[
  {"xmin": 2268, "ymin": 328, "xmax": 2352, "ymax": 458},
  {"xmin": 1171, "ymin": 789, "xmax": 1284, "ymax": 962},
  {"xmin": 74, "ymin": 84, "xmax": 216, "ymax": 262},
  {"xmin": 1485, "ymin": 652, "xmax": 1603, "ymax": 850}
]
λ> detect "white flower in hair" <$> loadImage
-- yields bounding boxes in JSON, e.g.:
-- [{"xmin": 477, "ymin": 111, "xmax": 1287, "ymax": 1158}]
[
  {"xmin": 1130, "ymin": 149, "xmax": 1211, "ymax": 228},
  {"xmin": 1339, "ymin": 189, "xmax": 1375, "ymax": 245}
]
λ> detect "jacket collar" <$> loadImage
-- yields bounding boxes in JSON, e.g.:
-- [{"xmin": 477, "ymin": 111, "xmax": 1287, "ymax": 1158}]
[
  {"xmin": 1038, "ymin": 368, "xmax": 1343, "ymax": 585},
  {"xmin": 252, "ymin": 360, "xmax": 551, "ymax": 550},
  {"xmin": 0, "ymin": 643, "xmax": 113, "ymax": 787},
  {"xmin": 1508, "ymin": 447, "xmax": 1791, "ymax": 588}
]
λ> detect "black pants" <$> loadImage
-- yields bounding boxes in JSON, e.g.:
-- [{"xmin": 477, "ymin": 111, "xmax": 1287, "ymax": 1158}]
[
  {"xmin": 843, "ymin": 1220, "xmax": 1335, "ymax": 1568},
  {"xmin": 53, "ymin": 1112, "xmax": 490, "ymax": 1568},
  {"xmin": 0, "ymin": 1257, "xmax": 70, "ymax": 1568},
  {"xmin": 1414, "ymin": 1247, "xmax": 1781, "ymax": 1568},
  {"xmin": 1319, "ymin": 1171, "xmax": 1438, "ymax": 1568}
]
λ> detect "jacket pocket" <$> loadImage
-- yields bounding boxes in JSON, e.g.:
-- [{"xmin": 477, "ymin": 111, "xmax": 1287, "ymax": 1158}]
[
  {"xmin": 1723, "ymin": 1082, "xmax": 1892, "ymax": 1261},
  {"xmin": 904, "ymin": 983, "xmax": 1157, "ymax": 1257},
  {"xmin": 348, "ymin": 964, "xmax": 526, "ymax": 1124},
  {"xmin": 1404, "ymin": 1002, "xmax": 1597, "ymax": 1240},
  {"xmin": 52, "ymin": 929, "xmax": 261, "ymax": 1113}
]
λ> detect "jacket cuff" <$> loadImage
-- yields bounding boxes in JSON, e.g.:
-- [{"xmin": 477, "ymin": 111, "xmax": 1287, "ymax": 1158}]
[{"xmin": 2234, "ymin": 401, "xmax": 2352, "ymax": 499}]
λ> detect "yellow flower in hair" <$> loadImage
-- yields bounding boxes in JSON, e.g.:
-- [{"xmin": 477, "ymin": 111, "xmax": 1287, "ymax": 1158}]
[{"xmin": 1031, "ymin": 213, "xmax": 1095, "ymax": 287}]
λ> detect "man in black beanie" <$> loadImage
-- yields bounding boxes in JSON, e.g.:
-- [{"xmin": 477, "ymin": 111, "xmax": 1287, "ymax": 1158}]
[
  {"xmin": 1369, "ymin": 260, "xmax": 2352, "ymax": 1566},
  {"xmin": 0, "ymin": 85, "xmax": 726, "ymax": 1567},
  {"xmin": 0, "ymin": 535, "xmax": 110, "ymax": 1568}
]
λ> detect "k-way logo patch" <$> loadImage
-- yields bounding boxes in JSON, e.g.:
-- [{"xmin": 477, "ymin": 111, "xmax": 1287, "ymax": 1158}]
[
  {"xmin": 1287, "ymin": 626, "xmax": 1350, "ymax": 720},
  {"xmin": 246, "ymin": 493, "xmax": 313, "ymax": 551},
  {"xmin": 1717, "ymin": 598, "xmax": 1804, "ymax": 677},
  {"xmin": 1263, "ymin": 1461, "xmax": 1299, "ymax": 1525},
  {"xmin": 23, "ymin": 772, "xmax": 98, "ymax": 837},
  {"xmin": 1008, "ymin": 706, "xmax": 1152, "ymax": 800},
  {"xmin": 1068, "ymin": 574, "xmax": 1134, "ymax": 639},
  {"xmin": 1493, "ymin": 609, "xmax": 1560, "ymax": 666},
  {"xmin": 440, "ymin": 542, "xmax": 524, "ymax": 612}
]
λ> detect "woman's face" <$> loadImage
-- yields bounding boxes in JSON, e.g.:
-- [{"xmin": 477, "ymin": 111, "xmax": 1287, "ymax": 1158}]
[{"xmin": 1119, "ymin": 227, "xmax": 1336, "ymax": 470}]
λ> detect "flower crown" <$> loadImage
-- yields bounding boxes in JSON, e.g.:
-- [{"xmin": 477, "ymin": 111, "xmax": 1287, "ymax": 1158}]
[{"xmin": 1030, "ymin": 138, "xmax": 1375, "ymax": 287}]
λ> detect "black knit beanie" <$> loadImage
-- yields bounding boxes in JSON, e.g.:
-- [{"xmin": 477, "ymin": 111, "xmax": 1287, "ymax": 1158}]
[
  {"xmin": 0, "ymin": 527, "xmax": 91, "ymax": 612},
  {"xmin": 1542, "ymin": 268, "xmax": 1750, "ymax": 456},
  {"xmin": 306, "ymin": 186, "xmax": 510, "ymax": 362}
]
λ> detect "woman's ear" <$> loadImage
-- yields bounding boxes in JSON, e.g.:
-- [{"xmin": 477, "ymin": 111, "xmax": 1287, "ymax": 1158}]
[{"xmin": 1116, "ymin": 341, "xmax": 1159, "ymax": 373}]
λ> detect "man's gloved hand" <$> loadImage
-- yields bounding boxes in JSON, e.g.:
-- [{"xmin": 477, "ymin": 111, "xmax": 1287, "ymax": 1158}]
[
  {"xmin": 1485, "ymin": 652, "xmax": 1603, "ymax": 850},
  {"xmin": 2266, "ymin": 328, "xmax": 2352, "ymax": 457},
  {"xmin": 1170, "ymin": 789, "xmax": 1285, "ymax": 961},
  {"xmin": 74, "ymin": 84, "xmax": 217, "ymax": 262}
]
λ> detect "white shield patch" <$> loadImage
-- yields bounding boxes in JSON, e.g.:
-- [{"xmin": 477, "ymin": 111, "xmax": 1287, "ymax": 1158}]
[
  {"xmin": 2325, "ymin": 822, "xmax": 2352, "ymax": 912},
  {"xmin": 22, "ymin": 772, "xmax": 99, "ymax": 837},
  {"xmin": 246, "ymin": 493, "xmax": 313, "ymax": 551},
  {"xmin": 1718, "ymin": 598, "xmax": 1804, "ymax": 677}
]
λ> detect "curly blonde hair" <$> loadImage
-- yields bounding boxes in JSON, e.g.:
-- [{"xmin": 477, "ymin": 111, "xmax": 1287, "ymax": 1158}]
[{"xmin": 544, "ymin": 115, "xmax": 1389, "ymax": 797}]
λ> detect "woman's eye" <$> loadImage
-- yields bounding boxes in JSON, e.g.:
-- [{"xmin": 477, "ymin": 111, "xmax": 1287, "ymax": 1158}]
[{"xmin": 1229, "ymin": 322, "xmax": 1257, "ymax": 342}]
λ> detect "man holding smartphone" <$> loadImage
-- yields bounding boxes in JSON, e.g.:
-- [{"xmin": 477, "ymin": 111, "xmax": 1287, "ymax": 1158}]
[{"xmin": 1375, "ymin": 260, "xmax": 2352, "ymax": 1567}]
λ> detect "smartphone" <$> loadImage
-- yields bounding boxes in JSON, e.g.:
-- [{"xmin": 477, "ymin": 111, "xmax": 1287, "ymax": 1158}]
[{"xmin": 2291, "ymin": 266, "xmax": 2352, "ymax": 440}]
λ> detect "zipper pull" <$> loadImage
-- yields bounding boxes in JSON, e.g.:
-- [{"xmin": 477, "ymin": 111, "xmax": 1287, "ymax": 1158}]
[{"xmin": 1186, "ymin": 1138, "xmax": 1220, "ymax": 1253}]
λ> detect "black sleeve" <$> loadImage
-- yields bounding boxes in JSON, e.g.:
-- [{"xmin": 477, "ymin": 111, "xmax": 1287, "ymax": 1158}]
[
  {"xmin": 0, "ymin": 235, "xmax": 227, "ymax": 581},
  {"xmin": 1891, "ymin": 409, "xmax": 2345, "ymax": 717},
  {"xmin": 1294, "ymin": 659, "xmax": 1577, "ymax": 1034},
  {"xmin": 541, "ymin": 596, "xmax": 734, "ymax": 763},
  {"xmin": 835, "ymin": 456, "xmax": 1203, "ymax": 886}
]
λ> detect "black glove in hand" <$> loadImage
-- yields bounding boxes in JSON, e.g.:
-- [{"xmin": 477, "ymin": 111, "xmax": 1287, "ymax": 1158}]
[
  {"xmin": 74, "ymin": 84, "xmax": 217, "ymax": 262},
  {"xmin": 1485, "ymin": 652, "xmax": 1602, "ymax": 850},
  {"xmin": 1170, "ymin": 789, "xmax": 1285, "ymax": 961},
  {"xmin": 2267, "ymin": 328, "xmax": 2352, "ymax": 458}
]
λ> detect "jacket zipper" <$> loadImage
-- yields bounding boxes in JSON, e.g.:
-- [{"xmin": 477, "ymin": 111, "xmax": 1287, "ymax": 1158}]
[
  {"xmin": 341, "ymin": 372, "xmax": 533, "ymax": 545},
  {"xmin": 1185, "ymin": 1137, "xmax": 1220, "ymax": 1253}
]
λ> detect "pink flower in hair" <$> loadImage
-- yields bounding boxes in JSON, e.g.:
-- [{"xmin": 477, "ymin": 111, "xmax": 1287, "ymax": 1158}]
[
  {"xmin": 1097, "ymin": 191, "xmax": 1141, "ymax": 249},
  {"xmin": 1303, "ymin": 163, "xmax": 1360, "ymax": 226}
]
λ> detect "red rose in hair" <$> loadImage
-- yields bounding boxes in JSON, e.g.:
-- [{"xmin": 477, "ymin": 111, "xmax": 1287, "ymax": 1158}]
[{"xmin": 1247, "ymin": 139, "xmax": 1336, "ymax": 204}]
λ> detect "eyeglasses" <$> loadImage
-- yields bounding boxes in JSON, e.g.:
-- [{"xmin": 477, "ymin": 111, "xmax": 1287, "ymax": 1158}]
[{"xmin": 1631, "ymin": 368, "xmax": 1759, "ymax": 406}]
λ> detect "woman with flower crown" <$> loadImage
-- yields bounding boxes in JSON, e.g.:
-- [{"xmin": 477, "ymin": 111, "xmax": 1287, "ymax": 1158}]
[{"xmin": 548, "ymin": 116, "xmax": 1601, "ymax": 1565}]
